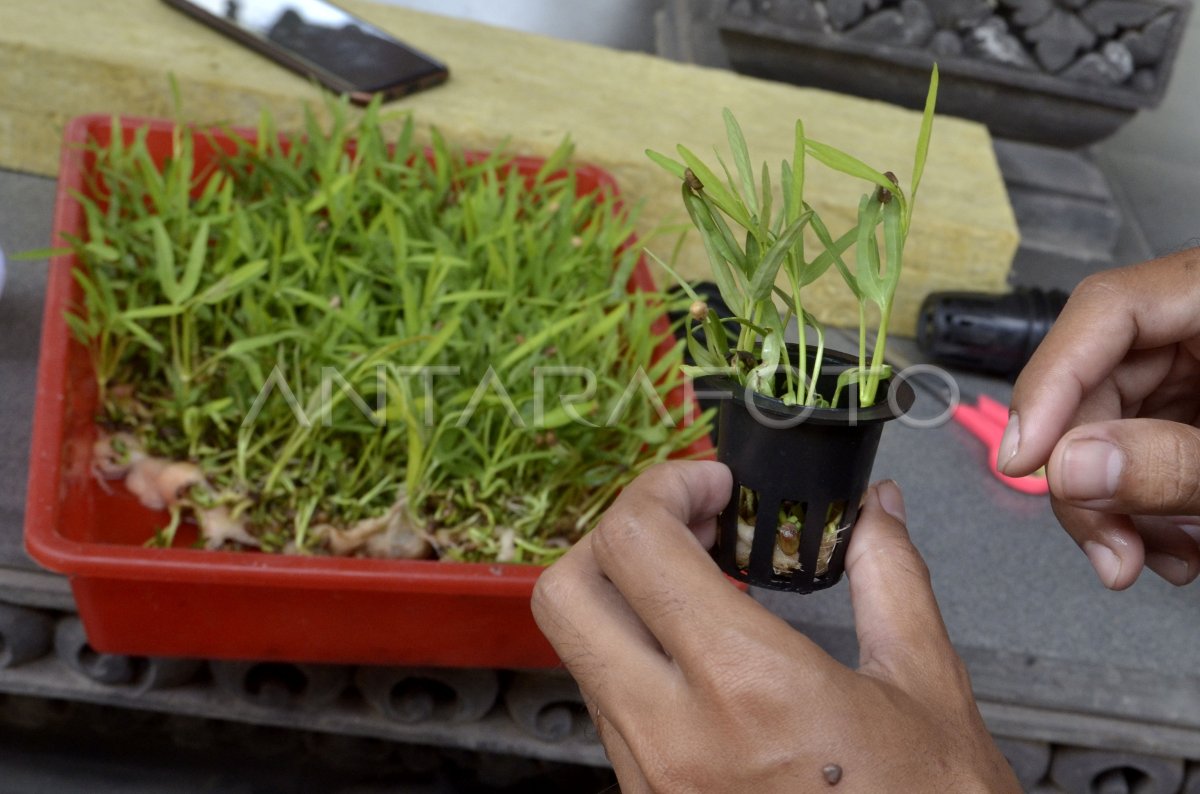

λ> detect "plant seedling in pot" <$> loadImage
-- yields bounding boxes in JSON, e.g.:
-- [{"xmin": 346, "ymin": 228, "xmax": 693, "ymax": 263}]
[{"xmin": 647, "ymin": 67, "xmax": 939, "ymax": 593}]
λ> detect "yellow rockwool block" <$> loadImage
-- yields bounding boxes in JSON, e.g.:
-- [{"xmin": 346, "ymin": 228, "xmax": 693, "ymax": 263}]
[{"xmin": 0, "ymin": 0, "xmax": 1018, "ymax": 333}]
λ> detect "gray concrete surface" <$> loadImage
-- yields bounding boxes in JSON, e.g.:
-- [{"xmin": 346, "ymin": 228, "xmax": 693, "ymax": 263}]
[{"xmin": 0, "ymin": 170, "xmax": 51, "ymax": 575}]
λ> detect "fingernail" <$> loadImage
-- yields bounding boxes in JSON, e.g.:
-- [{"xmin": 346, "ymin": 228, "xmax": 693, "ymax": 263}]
[
  {"xmin": 996, "ymin": 413, "xmax": 1020, "ymax": 474},
  {"xmin": 1083, "ymin": 541, "xmax": 1121, "ymax": 588},
  {"xmin": 1180, "ymin": 525, "xmax": 1200, "ymax": 546},
  {"xmin": 1061, "ymin": 439, "xmax": 1123, "ymax": 501},
  {"xmin": 1144, "ymin": 552, "xmax": 1193, "ymax": 586},
  {"xmin": 876, "ymin": 480, "xmax": 906, "ymax": 523}
]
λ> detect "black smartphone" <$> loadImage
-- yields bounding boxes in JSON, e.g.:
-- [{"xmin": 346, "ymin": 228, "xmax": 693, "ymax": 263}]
[{"xmin": 163, "ymin": 0, "xmax": 449, "ymax": 104}]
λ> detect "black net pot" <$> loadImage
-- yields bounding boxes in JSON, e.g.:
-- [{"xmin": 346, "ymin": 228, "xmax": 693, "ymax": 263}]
[{"xmin": 711, "ymin": 347, "xmax": 914, "ymax": 593}]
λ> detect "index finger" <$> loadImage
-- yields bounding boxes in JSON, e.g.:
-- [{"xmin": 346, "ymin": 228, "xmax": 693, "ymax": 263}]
[{"xmin": 1004, "ymin": 250, "xmax": 1200, "ymax": 476}]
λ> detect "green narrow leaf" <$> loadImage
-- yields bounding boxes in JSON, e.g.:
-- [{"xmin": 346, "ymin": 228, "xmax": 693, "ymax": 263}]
[
  {"xmin": 704, "ymin": 308, "xmax": 730, "ymax": 360},
  {"xmin": 791, "ymin": 119, "xmax": 805, "ymax": 223},
  {"xmin": 908, "ymin": 64, "xmax": 939, "ymax": 227},
  {"xmin": 748, "ymin": 211, "xmax": 811, "ymax": 302},
  {"xmin": 643, "ymin": 248, "xmax": 699, "ymax": 296},
  {"xmin": 722, "ymin": 108, "xmax": 758, "ymax": 217},
  {"xmin": 222, "ymin": 330, "xmax": 306, "ymax": 357},
  {"xmin": 150, "ymin": 217, "xmax": 181, "ymax": 304},
  {"xmin": 683, "ymin": 185, "xmax": 745, "ymax": 270},
  {"xmin": 195, "ymin": 259, "xmax": 268, "ymax": 304},
  {"xmin": 761, "ymin": 303, "xmax": 792, "ymax": 398},
  {"xmin": 882, "ymin": 197, "xmax": 904, "ymax": 293},
  {"xmin": 119, "ymin": 316, "xmax": 165, "ymax": 354},
  {"xmin": 675, "ymin": 145, "xmax": 754, "ymax": 230},
  {"xmin": 680, "ymin": 186, "xmax": 745, "ymax": 316},
  {"xmin": 804, "ymin": 138, "xmax": 906, "ymax": 216},
  {"xmin": 686, "ymin": 323, "xmax": 721, "ymax": 369},
  {"xmin": 645, "ymin": 149, "xmax": 686, "ymax": 180},
  {"xmin": 807, "ymin": 213, "xmax": 859, "ymax": 296},
  {"xmin": 760, "ymin": 326, "xmax": 781, "ymax": 373},
  {"xmin": 759, "ymin": 162, "xmax": 773, "ymax": 238},
  {"xmin": 121, "ymin": 304, "xmax": 187, "ymax": 321},
  {"xmin": 177, "ymin": 219, "xmax": 209, "ymax": 304},
  {"xmin": 855, "ymin": 195, "xmax": 885, "ymax": 304},
  {"xmin": 713, "ymin": 150, "xmax": 749, "ymax": 221},
  {"xmin": 498, "ymin": 312, "xmax": 586, "ymax": 370},
  {"xmin": 82, "ymin": 242, "xmax": 121, "ymax": 262},
  {"xmin": 694, "ymin": 190, "xmax": 748, "ymax": 275},
  {"xmin": 303, "ymin": 172, "xmax": 352, "ymax": 215},
  {"xmin": 568, "ymin": 303, "xmax": 630, "ymax": 354},
  {"xmin": 535, "ymin": 136, "xmax": 574, "ymax": 184},
  {"xmin": 779, "ymin": 162, "xmax": 793, "ymax": 232},
  {"xmin": 65, "ymin": 313, "xmax": 93, "ymax": 344},
  {"xmin": 744, "ymin": 229, "xmax": 760, "ymax": 267}
]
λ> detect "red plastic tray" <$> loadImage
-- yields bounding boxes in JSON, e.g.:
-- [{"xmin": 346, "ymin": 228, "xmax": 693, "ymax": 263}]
[{"xmin": 24, "ymin": 115, "xmax": 711, "ymax": 668}]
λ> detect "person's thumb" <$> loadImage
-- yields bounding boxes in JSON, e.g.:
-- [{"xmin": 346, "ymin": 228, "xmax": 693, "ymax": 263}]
[
  {"xmin": 1048, "ymin": 418, "xmax": 1200, "ymax": 515},
  {"xmin": 845, "ymin": 481, "xmax": 960, "ymax": 693}
]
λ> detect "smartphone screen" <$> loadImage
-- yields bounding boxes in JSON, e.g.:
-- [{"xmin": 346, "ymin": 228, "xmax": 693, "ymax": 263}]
[{"xmin": 165, "ymin": 0, "xmax": 449, "ymax": 102}]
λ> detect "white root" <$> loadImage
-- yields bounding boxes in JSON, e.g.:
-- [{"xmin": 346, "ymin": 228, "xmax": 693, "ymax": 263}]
[
  {"xmin": 125, "ymin": 459, "xmax": 204, "ymax": 512},
  {"xmin": 155, "ymin": 461, "xmax": 205, "ymax": 503},
  {"xmin": 123, "ymin": 458, "xmax": 171, "ymax": 510},
  {"xmin": 93, "ymin": 430, "xmax": 436, "ymax": 558},
  {"xmin": 323, "ymin": 514, "xmax": 388, "ymax": 556},
  {"xmin": 95, "ymin": 430, "xmax": 259, "ymax": 549},
  {"xmin": 496, "ymin": 527, "xmax": 516, "ymax": 563},
  {"xmin": 196, "ymin": 506, "xmax": 260, "ymax": 549},
  {"xmin": 363, "ymin": 505, "xmax": 433, "ymax": 560},
  {"xmin": 95, "ymin": 431, "xmax": 205, "ymax": 511},
  {"xmin": 735, "ymin": 520, "xmax": 754, "ymax": 569},
  {"xmin": 319, "ymin": 498, "xmax": 433, "ymax": 560},
  {"xmin": 816, "ymin": 520, "xmax": 845, "ymax": 577},
  {"xmin": 92, "ymin": 431, "xmax": 147, "ymax": 479}
]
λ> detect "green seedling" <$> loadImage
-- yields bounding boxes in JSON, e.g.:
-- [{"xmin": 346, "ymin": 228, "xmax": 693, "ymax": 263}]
[
  {"xmin": 647, "ymin": 66, "xmax": 939, "ymax": 408},
  {"xmin": 64, "ymin": 97, "xmax": 710, "ymax": 564}
]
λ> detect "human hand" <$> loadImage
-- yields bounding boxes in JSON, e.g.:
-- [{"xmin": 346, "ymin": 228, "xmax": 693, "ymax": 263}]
[
  {"xmin": 532, "ymin": 461, "xmax": 1018, "ymax": 793},
  {"xmin": 1002, "ymin": 251, "xmax": 1200, "ymax": 589}
]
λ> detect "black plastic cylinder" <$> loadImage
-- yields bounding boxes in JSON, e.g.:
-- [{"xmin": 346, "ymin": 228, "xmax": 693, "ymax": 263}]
[
  {"xmin": 709, "ymin": 348, "xmax": 913, "ymax": 593},
  {"xmin": 917, "ymin": 288, "xmax": 1068, "ymax": 377}
]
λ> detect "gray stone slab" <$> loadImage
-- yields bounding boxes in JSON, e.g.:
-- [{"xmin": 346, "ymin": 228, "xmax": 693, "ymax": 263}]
[
  {"xmin": 1093, "ymin": 147, "xmax": 1200, "ymax": 258},
  {"xmin": 998, "ymin": 140, "xmax": 1123, "ymax": 290},
  {"xmin": 1008, "ymin": 240, "xmax": 1115, "ymax": 292},
  {"xmin": 1103, "ymin": 158, "xmax": 1159, "ymax": 268},
  {"xmin": 994, "ymin": 139, "xmax": 1113, "ymax": 202},
  {"xmin": 1008, "ymin": 185, "xmax": 1122, "ymax": 256}
]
